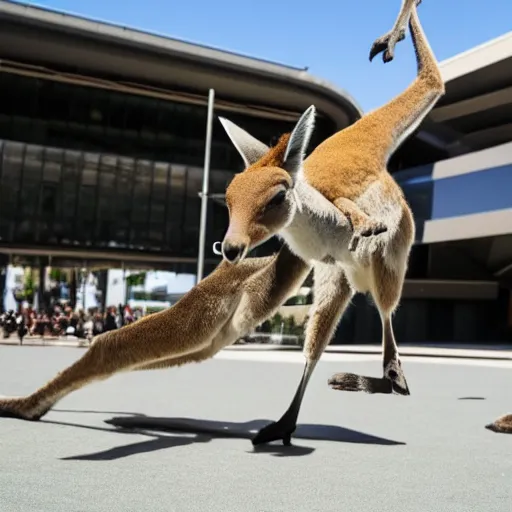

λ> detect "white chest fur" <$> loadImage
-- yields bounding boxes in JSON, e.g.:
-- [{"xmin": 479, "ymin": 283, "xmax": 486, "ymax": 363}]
[
  {"xmin": 280, "ymin": 178, "xmax": 401, "ymax": 294},
  {"xmin": 281, "ymin": 181, "xmax": 357, "ymax": 266}
]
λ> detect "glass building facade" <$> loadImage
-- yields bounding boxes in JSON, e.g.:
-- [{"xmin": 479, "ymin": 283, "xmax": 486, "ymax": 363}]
[{"xmin": 0, "ymin": 72, "xmax": 337, "ymax": 260}]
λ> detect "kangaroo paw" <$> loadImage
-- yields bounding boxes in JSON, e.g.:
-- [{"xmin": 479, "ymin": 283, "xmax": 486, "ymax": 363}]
[
  {"xmin": 348, "ymin": 234, "xmax": 360, "ymax": 252},
  {"xmin": 349, "ymin": 221, "xmax": 387, "ymax": 252},
  {"xmin": 485, "ymin": 414, "xmax": 512, "ymax": 434},
  {"xmin": 252, "ymin": 418, "xmax": 296, "ymax": 447},
  {"xmin": 360, "ymin": 221, "xmax": 388, "ymax": 238}
]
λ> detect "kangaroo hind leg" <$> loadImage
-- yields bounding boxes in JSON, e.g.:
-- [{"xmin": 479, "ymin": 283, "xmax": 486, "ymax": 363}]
[
  {"xmin": 0, "ymin": 295, "xmax": 222, "ymax": 421},
  {"xmin": 329, "ymin": 251, "xmax": 410, "ymax": 395},
  {"xmin": 252, "ymin": 264, "xmax": 353, "ymax": 446},
  {"xmin": 370, "ymin": 0, "xmax": 421, "ymax": 62},
  {"xmin": 371, "ymin": 251, "xmax": 410, "ymax": 395},
  {"xmin": 133, "ymin": 344, "xmax": 220, "ymax": 371}
]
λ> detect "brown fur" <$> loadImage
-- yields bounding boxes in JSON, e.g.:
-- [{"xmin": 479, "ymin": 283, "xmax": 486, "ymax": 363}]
[
  {"xmin": 0, "ymin": 245, "xmax": 310, "ymax": 421},
  {"xmin": 224, "ymin": 160, "xmax": 293, "ymax": 249},
  {"xmin": 487, "ymin": 414, "xmax": 512, "ymax": 434},
  {"xmin": 304, "ymin": 4, "xmax": 442, "ymax": 204},
  {"xmin": 246, "ymin": 133, "xmax": 291, "ymax": 171}
]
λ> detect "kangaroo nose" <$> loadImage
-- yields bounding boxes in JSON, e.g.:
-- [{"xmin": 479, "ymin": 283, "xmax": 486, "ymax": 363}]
[{"xmin": 222, "ymin": 242, "xmax": 247, "ymax": 264}]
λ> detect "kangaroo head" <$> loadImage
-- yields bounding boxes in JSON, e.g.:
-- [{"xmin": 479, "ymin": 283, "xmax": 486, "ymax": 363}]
[{"xmin": 218, "ymin": 106, "xmax": 316, "ymax": 264}]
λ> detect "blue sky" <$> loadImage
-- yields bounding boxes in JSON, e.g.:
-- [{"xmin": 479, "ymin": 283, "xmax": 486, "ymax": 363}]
[{"xmin": 13, "ymin": 0, "xmax": 511, "ymax": 111}]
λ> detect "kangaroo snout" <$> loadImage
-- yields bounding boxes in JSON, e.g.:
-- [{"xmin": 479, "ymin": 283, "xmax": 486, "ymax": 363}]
[{"xmin": 222, "ymin": 241, "xmax": 248, "ymax": 264}]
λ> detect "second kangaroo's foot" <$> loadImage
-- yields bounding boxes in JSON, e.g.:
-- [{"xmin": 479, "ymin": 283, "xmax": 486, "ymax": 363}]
[
  {"xmin": 384, "ymin": 357, "xmax": 410, "ymax": 396},
  {"xmin": 486, "ymin": 414, "xmax": 512, "ymax": 434},
  {"xmin": 348, "ymin": 221, "xmax": 388, "ymax": 252},
  {"xmin": 252, "ymin": 417, "xmax": 297, "ymax": 446}
]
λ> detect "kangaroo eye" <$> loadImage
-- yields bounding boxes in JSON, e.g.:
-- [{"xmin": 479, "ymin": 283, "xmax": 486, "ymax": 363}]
[{"xmin": 266, "ymin": 190, "xmax": 287, "ymax": 210}]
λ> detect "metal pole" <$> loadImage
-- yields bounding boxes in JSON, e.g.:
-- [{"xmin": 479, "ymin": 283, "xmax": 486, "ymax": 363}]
[{"xmin": 196, "ymin": 88, "xmax": 215, "ymax": 284}]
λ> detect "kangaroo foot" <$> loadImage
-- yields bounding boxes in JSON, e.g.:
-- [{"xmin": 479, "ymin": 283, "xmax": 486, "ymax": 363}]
[
  {"xmin": 485, "ymin": 414, "xmax": 512, "ymax": 434},
  {"xmin": 369, "ymin": 0, "xmax": 422, "ymax": 63},
  {"xmin": 328, "ymin": 373, "xmax": 393, "ymax": 394},
  {"xmin": 369, "ymin": 28, "xmax": 407, "ymax": 62},
  {"xmin": 0, "ymin": 396, "xmax": 42, "ymax": 421},
  {"xmin": 329, "ymin": 361, "xmax": 410, "ymax": 396},
  {"xmin": 252, "ymin": 417, "xmax": 297, "ymax": 446},
  {"xmin": 348, "ymin": 221, "xmax": 388, "ymax": 252}
]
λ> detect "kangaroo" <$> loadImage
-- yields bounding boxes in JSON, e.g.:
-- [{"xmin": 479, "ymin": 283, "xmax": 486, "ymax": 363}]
[
  {"xmin": 218, "ymin": 0, "xmax": 445, "ymax": 445},
  {"xmin": 0, "ymin": 245, "xmax": 310, "ymax": 422}
]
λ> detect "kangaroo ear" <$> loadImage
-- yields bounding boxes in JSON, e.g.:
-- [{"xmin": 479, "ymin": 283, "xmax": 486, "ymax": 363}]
[
  {"xmin": 218, "ymin": 117, "xmax": 270, "ymax": 168},
  {"xmin": 283, "ymin": 105, "xmax": 316, "ymax": 176}
]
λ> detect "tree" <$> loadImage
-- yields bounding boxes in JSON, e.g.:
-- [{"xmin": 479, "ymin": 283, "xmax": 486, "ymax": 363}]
[
  {"xmin": 23, "ymin": 271, "xmax": 35, "ymax": 303},
  {"xmin": 125, "ymin": 272, "xmax": 147, "ymax": 287}
]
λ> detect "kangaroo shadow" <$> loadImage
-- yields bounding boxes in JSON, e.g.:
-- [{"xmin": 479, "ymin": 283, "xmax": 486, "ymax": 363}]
[
  {"xmin": 44, "ymin": 410, "xmax": 405, "ymax": 461},
  {"xmin": 105, "ymin": 415, "xmax": 405, "ymax": 446}
]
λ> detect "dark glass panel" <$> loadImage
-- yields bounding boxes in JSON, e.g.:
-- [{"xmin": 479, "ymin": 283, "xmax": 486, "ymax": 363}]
[
  {"xmin": 167, "ymin": 165, "xmax": 187, "ymax": 253},
  {"xmin": 181, "ymin": 167, "xmax": 203, "ymax": 256},
  {"xmin": 114, "ymin": 156, "xmax": 136, "ymax": 245},
  {"xmin": 60, "ymin": 150, "xmax": 82, "ymax": 244},
  {"xmin": 0, "ymin": 141, "xmax": 23, "ymax": 239},
  {"xmin": 17, "ymin": 145, "xmax": 43, "ymax": 241},
  {"xmin": 39, "ymin": 183, "xmax": 58, "ymax": 243},
  {"xmin": 130, "ymin": 159, "xmax": 153, "ymax": 247},
  {"xmin": 75, "ymin": 152, "xmax": 99, "ymax": 243},
  {"xmin": 0, "ymin": 73, "xmax": 336, "ymax": 171},
  {"xmin": 0, "ymin": 72, "xmax": 340, "ymax": 256},
  {"xmin": 95, "ymin": 154, "xmax": 117, "ymax": 243},
  {"xmin": 148, "ymin": 162, "xmax": 169, "ymax": 246}
]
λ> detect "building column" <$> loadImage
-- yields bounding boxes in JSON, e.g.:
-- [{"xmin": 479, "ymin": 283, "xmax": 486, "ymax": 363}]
[
  {"xmin": 0, "ymin": 255, "xmax": 7, "ymax": 313},
  {"xmin": 97, "ymin": 269, "xmax": 108, "ymax": 311},
  {"xmin": 38, "ymin": 258, "xmax": 46, "ymax": 312},
  {"xmin": 70, "ymin": 268, "xmax": 77, "ymax": 309}
]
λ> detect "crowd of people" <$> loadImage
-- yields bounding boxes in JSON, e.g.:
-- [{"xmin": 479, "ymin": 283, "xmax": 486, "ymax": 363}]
[{"xmin": 0, "ymin": 303, "xmax": 145, "ymax": 344}]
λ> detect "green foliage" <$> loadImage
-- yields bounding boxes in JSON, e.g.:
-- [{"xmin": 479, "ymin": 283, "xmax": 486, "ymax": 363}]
[
  {"xmin": 125, "ymin": 272, "xmax": 147, "ymax": 287},
  {"xmin": 49, "ymin": 268, "xmax": 63, "ymax": 282},
  {"xmin": 269, "ymin": 313, "xmax": 283, "ymax": 333},
  {"xmin": 132, "ymin": 291, "xmax": 151, "ymax": 300},
  {"xmin": 258, "ymin": 312, "xmax": 305, "ymax": 335},
  {"xmin": 17, "ymin": 270, "xmax": 35, "ymax": 302},
  {"xmin": 146, "ymin": 306, "xmax": 167, "ymax": 315},
  {"xmin": 257, "ymin": 319, "xmax": 272, "ymax": 333},
  {"xmin": 282, "ymin": 315, "xmax": 304, "ymax": 336}
]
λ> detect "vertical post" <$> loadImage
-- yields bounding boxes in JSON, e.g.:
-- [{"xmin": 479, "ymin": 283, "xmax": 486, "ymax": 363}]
[
  {"xmin": 196, "ymin": 88, "xmax": 215, "ymax": 284},
  {"xmin": 82, "ymin": 264, "xmax": 87, "ymax": 312},
  {"xmin": 122, "ymin": 262, "xmax": 128, "ymax": 305},
  {"xmin": 70, "ymin": 268, "xmax": 77, "ymax": 309},
  {"xmin": 38, "ymin": 257, "xmax": 46, "ymax": 313}
]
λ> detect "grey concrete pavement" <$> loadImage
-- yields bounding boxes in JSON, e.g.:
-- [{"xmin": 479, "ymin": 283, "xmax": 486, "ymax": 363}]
[
  {"xmin": 0, "ymin": 346, "xmax": 511, "ymax": 512},
  {"xmin": 2, "ymin": 335, "xmax": 511, "ymax": 360}
]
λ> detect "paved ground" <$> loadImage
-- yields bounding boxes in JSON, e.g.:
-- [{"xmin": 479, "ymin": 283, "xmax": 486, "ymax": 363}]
[
  {"xmin": 0, "ymin": 346, "xmax": 511, "ymax": 512},
  {"xmin": 3, "ymin": 335, "xmax": 512, "ymax": 360}
]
